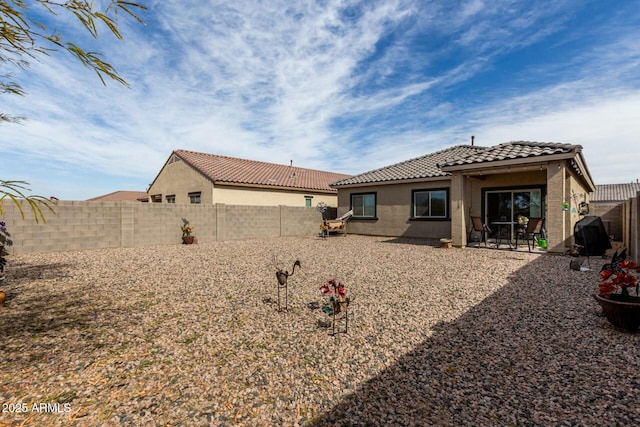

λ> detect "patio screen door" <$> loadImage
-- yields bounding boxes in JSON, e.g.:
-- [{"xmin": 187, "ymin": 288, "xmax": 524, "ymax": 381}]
[{"xmin": 485, "ymin": 189, "xmax": 542, "ymax": 238}]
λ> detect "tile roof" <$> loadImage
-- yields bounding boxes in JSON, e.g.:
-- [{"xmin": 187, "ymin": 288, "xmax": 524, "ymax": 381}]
[
  {"xmin": 590, "ymin": 183, "xmax": 640, "ymax": 202},
  {"xmin": 174, "ymin": 149, "xmax": 350, "ymax": 193},
  {"xmin": 440, "ymin": 141, "xmax": 578, "ymax": 167},
  {"xmin": 87, "ymin": 191, "xmax": 148, "ymax": 201},
  {"xmin": 331, "ymin": 141, "xmax": 582, "ymax": 187},
  {"xmin": 331, "ymin": 145, "xmax": 486, "ymax": 186}
]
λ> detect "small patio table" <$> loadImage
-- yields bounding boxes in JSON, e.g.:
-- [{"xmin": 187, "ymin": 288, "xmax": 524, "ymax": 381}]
[{"xmin": 490, "ymin": 221, "xmax": 514, "ymax": 249}]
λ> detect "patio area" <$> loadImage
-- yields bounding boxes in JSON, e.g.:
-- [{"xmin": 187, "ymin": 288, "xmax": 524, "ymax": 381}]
[{"xmin": 0, "ymin": 235, "xmax": 636, "ymax": 426}]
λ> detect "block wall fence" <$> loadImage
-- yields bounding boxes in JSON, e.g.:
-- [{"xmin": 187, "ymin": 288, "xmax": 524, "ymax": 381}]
[{"xmin": 2, "ymin": 201, "xmax": 324, "ymax": 254}]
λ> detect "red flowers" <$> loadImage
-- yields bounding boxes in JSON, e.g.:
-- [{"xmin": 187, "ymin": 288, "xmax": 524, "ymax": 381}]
[
  {"xmin": 598, "ymin": 260, "xmax": 640, "ymax": 298},
  {"xmin": 320, "ymin": 278, "xmax": 348, "ymax": 311}
]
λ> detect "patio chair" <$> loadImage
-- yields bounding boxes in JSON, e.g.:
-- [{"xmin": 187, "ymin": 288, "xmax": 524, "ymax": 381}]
[
  {"xmin": 469, "ymin": 216, "xmax": 492, "ymax": 247},
  {"xmin": 515, "ymin": 217, "xmax": 545, "ymax": 252}
]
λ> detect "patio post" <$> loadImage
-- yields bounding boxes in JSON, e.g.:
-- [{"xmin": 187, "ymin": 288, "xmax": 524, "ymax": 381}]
[
  {"xmin": 546, "ymin": 160, "xmax": 568, "ymax": 253},
  {"xmin": 450, "ymin": 172, "xmax": 467, "ymax": 247}
]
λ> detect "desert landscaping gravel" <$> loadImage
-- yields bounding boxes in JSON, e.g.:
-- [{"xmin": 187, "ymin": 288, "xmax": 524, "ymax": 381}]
[{"xmin": 0, "ymin": 235, "xmax": 638, "ymax": 426}]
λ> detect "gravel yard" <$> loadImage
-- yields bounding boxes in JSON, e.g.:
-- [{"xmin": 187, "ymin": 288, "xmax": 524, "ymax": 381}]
[{"xmin": 0, "ymin": 235, "xmax": 638, "ymax": 426}]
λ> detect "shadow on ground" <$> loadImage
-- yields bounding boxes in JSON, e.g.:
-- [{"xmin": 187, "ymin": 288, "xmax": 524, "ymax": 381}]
[{"xmin": 309, "ymin": 251, "xmax": 639, "ymax": 426}]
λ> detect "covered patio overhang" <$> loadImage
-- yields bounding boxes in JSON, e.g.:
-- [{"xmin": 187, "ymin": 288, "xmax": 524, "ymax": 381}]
[{"xmin": 443, "ymin": 152, "xmax": 596, "ymax": 253}]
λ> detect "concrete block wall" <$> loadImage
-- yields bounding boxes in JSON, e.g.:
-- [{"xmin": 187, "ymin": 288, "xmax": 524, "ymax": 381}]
[
  {"xmin": 280, "ymin": 205, "xmax": 324, "ymax": 236},
  {"xmin": 219, "ymin": 204, "xmax": 281, "ymax": 241},
  {"xmin": 590, "ymin": 202, "xmax": 623, "ymax": 241},
  {"xmin": 1, "ymin": 200, "xmax": 323, "ymax": 254}
]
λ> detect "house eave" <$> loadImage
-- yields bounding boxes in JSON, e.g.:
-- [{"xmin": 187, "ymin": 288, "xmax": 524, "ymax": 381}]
[
  {"xmin": 215, "ymin": 181, "xmax": 337, "ymax": 194},
  {"xmin": 331, "ymin": 175, "xmax": 452, "ymax": 189},
  {"xmin": 440, "ymin": 152, "xmax": 578, "ymax": 172}
]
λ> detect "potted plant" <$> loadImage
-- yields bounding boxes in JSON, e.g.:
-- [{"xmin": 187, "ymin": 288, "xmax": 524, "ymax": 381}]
[
  {"xmin": 594, "ymin": 251, "xmax": 640, "ymax": 332},
  {"xmin": 181, "ymin": 219, "xmax": 196, "ymax": 244}
]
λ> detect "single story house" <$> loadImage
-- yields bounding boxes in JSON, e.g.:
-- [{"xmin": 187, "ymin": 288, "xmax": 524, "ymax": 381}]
[
  {"xmin": 148, "ymin": 149, "xmax": 351, "ymax": 208},
  {"xmin": 87, "ymin": 191, "xmax": 149, "ymax": 202},
  {"xmin": 589, "ymin": 182, "xmax": 640, "ymax": 241},
  {"xmin": 330, "ymin": 141, "xmax": 596, "ymax": 253}
]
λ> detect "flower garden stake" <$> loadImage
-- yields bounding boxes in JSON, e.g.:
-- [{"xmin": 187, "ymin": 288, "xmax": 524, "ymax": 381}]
[
  {"xmin": 594, "ymin": 249, "xmax": 640, "ymax": 331},
  {"xmin": 275, "ymin": 259, "xmax": 301, "ymax": 311},
  {"xmin": 0, "ymin": 221, "xmax": 12, "ymax": 288},
  {"xmin": 320, "ymin": 279, "xmax": 351, "ymax": 335}
]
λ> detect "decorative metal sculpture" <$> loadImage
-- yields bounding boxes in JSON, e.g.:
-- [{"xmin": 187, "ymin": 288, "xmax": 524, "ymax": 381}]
[
  {"xmin": 275, "ymin": 259, "xmax": 301, "ymax": 311},
  {"xmin": 320, "ymin": 278, "xmax": 351, "ymax": 335}
]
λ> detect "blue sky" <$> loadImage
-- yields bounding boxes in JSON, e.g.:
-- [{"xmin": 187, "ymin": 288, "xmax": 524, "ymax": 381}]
[{"xmin": 2, "ymin": 0, "xmax": 640, "ymax": 200}]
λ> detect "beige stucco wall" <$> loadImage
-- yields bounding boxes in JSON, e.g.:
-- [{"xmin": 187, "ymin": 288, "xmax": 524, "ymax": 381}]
[
  {"xmin": 545, "ymin": 160, "xmax": 593, "ymax": 252},
  {"xmin": 213, "ymin": 185, "xmax": 337, "ymax": 207},
  {"xmin": 148, "ymin": 157, "xmax": 214, "ymax": 204},
  {"xmin": 148, "ymin": 156, "xmax": 338, "ymax": 207},
  {"xmin": 337, "ymin": 180, "xmax": 452, "ymax": 239}
]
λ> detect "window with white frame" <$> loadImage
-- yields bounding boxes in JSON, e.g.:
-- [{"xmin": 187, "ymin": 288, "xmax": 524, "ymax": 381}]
[
  {"xmin": 351, "ymin": 193, "xmax": 376, "ymax": 218},
  {"xmin": 166, "ymin": 195, "xmax": 175, "ymax": 204},
  {"xmin": 412, "ymin": 189, "xmax": 448, "ymax": 219}
]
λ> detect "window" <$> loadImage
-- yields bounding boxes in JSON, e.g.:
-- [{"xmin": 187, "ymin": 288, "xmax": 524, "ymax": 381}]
[
  {"xmin": 305, "ymin": 196, "xmax": 313, "ymax": 208},
  {"xmin": 189, "ymin": 192, "xmax": 201, "ymax": 204},
  {"xmin": 166, "ymin": 195, "xmax": 175, "ymax": 204},
  {"xmin": 412, "ymin": 189, "xmax": 448, "ymax": 219},
  {"xmin": 351, "ymin": 193, "xmax": 376, "ymax": 218},
  {"xmin": 151, "ymin": 194, "xmax": 162, "ymax": 203}
]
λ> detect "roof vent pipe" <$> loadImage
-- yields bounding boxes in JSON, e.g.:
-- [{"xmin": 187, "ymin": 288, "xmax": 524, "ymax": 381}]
[{"xmin": 471, "ymin": 135, "xmax": 475, "ymax": 146}]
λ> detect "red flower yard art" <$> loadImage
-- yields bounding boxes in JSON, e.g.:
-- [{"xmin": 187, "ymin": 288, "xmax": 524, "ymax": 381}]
[
  {"xmin": 598, "ymin": 259, "xmax": 640, "ymax": 299},
  {"xmin": 320, "ymin": 278, "xmax": 351, "ymax": 334},
  {"xmin": 594, "ymin": 250, "xmax": 640, "ymax": 332}
]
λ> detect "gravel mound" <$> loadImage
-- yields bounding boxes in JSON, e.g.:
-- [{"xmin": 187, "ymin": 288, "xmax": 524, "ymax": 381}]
[{"xmin": 0, "ymin": 235, "xmax": 637, "ymax": 426}]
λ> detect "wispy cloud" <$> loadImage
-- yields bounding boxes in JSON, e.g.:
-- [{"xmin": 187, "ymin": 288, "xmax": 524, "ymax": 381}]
[{"xmin": 2, "ymin": 0, "xmax": 640, "ymax": 198}]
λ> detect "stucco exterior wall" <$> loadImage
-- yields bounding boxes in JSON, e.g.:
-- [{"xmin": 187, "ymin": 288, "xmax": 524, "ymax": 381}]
[
  {"xmin": 337, "ymin": 180, "xmax": 452, "ymax": 239},
  {"xmin": 213, "ymin": 185, "xmax": 337, "ymax": 207},
  {"xmin": 148, "ymin": 157, "xmax": 214, "ymax": 204}
]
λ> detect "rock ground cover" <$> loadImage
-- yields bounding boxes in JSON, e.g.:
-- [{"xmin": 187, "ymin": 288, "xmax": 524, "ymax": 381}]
[{"xmin": 0, "ymin": 235, "xmax": 637, "ymax": 426}]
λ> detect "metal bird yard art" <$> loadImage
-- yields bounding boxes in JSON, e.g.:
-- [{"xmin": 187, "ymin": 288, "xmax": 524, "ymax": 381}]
[{"xmin": 274, "ymin": 257, "xmax": 301, "ymax": 311}]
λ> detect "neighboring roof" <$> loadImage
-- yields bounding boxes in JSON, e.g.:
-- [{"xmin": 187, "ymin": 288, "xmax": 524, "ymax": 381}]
[
  {"xmin": 331, "ymin": 145, "xmax": 485, "ymax": 186},
  {"xmin": 439, "ymin": 141, "xmax": 579, "ymax": 167},
  {"xmin": 590, "ymin": 183, "xmax": 640, "ymax": 202},
  {"xmin": 171, "ymin": 149, "xmax": 351, "ymax": 193},
  {"xmin": 332, "ymin": 141, "xmax": 591, "ymax": 188},
  {"xmin": 87, "ymin": 191, "xmax": 148, "ymax": 202}
]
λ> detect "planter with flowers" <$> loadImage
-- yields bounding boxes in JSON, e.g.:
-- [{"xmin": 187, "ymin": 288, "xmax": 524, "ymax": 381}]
[
  {"xmin": 181, "ymin": 219, "xmax": 196, "ymax": 244},
  {"xmin": 320, "ymin": 278, "xmax": 351, "ymax": 334},
  {"xmin": 594, "ymin": 252, "xmax": 640, "ymax": 332}
]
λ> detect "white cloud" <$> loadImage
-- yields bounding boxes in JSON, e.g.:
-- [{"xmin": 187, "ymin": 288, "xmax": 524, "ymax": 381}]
[{"xmin": 2, "ymin": 0, "xmax": 640, "ymax": 199}]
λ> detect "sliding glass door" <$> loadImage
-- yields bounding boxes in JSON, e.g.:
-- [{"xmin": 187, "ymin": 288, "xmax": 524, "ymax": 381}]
[{"xmin": 485, "ymin": 189, "xmax": 542, "ymax": 239}]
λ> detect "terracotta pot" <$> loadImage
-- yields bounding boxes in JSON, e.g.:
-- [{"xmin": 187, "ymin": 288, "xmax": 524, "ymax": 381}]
[
  {"xmin": 0, "ymin": 289, "xmax": 5, "ymax": 306},
  {"xmin": 182, "ymin": 236, "xmax": 196, "ymax": 245},
  {"xmin": 593, "ymin": 294, "xmax": 640, "ymax": 332}
]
